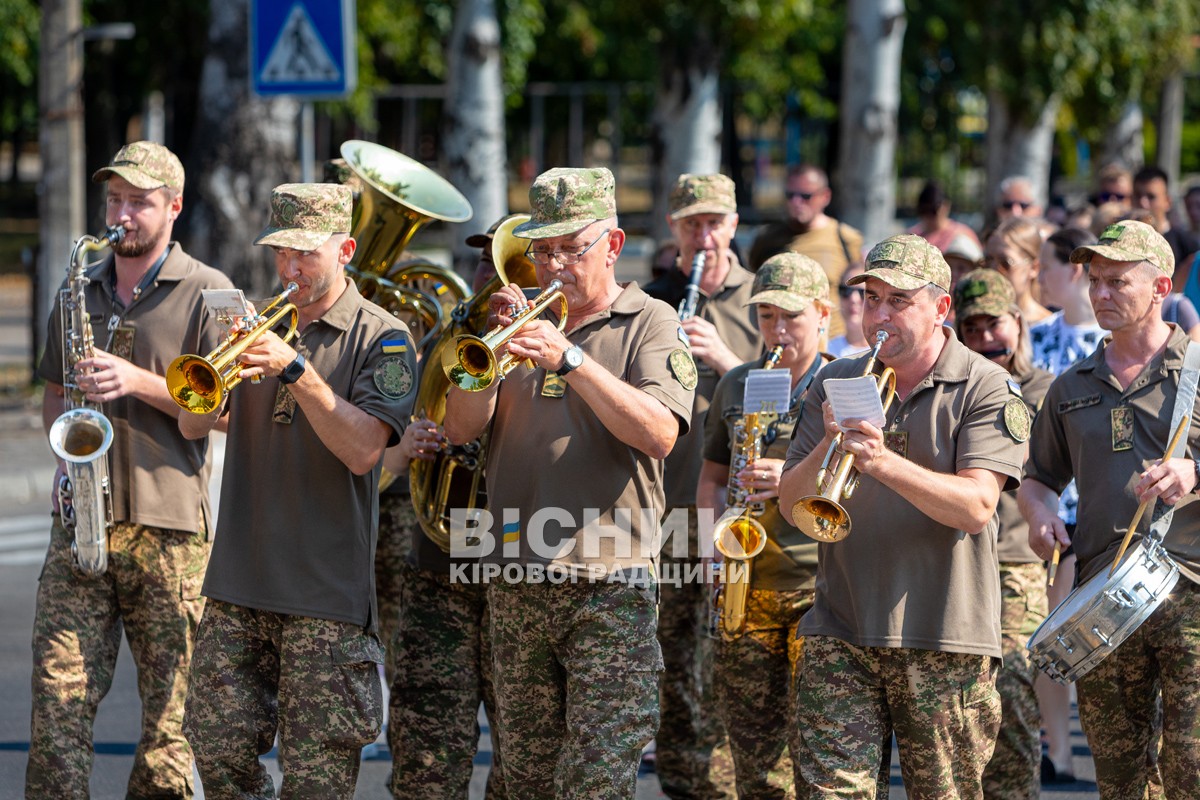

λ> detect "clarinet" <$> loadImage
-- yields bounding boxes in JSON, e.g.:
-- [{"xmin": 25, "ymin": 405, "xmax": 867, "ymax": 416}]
[{"xmin": 677, "ymin": 251, "xmax": 706, "ymax": 320}]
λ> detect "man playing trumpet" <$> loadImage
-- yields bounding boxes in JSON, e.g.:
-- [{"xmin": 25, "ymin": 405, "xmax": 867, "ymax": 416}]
[
  {"xmin": 697, "ymin": 253, "xmax": 832, "ymax": 796},
  {"xmin": 778, "ymin": 234, "xmax": 1028, "ymax": 798},
  {"xmin": 443, "ymin": 166, "xmax": 695, "ymax": 796}
]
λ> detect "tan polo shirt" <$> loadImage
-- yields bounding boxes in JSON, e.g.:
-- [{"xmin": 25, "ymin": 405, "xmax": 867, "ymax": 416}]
[
  {"xmin": 39, "ymin": 243, "xmax": 233, "ymax": 534},
  {"xmin": 996, "ymin": 364, "xmax": 1054, "ymax": 564},
  {"xmin": 482, "ymin": 282, "xmax": 695, "ymax": 574},
  {"xmin": 784, "ymin": 328, "xmax": 1027, "ymax": 658},
  {"xmin": 1025, "ymin": 325, "xmax": 1200, "ymax": 586},
  {"xmin": 203, "ymin": 279, "xmax": 416, "ymax": 628},
  {"xmin": 644, "ymin": 255, "xmax": 761, "ymax": 507},
  {"xmin": 704, "ymin": 353, "xmax": 828, "ymax": 590}
]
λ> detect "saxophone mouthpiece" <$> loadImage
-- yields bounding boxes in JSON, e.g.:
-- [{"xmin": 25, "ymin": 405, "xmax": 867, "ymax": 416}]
[{"xmin": 102, "ymin": 226, "xmax": 125, "ymax": 246}]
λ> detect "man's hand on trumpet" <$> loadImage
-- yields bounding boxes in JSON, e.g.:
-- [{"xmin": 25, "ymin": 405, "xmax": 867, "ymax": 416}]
[
  {"xmin": 233, "ymin": 330, "xmax": 297, "ymax": 382},
  {"xmin": 821, "ymin": 400, "xmax": 888, "ymax": 475}
]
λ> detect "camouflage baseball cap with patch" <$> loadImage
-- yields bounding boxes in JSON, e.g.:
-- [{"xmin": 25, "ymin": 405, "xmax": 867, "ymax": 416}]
[
  {"xmin": 745, "ymin": 252, "xmax": 830, "ymax": 312},
  {"xmin": 1070, "ymin": 219, "xmax": 1175, "ymax": 276},
  {"xmin": 668, "ymin": 174, "xmax": 737, "ymax": 220},
  {"xmin": 512, "ymin": 167, "xmax": 616, "ymax": 239},
  {"xmin": 254, "ymin": 183, "xmax": 353, "ymax": 251},
  {"xmin": 954, "ymin": 267, "xmax": 1016, "ymax": 321},
  {"xmin": 849, "ymin": 233, "xmax": 951, "ymax": 293},
  {"xmin": 91, "ymin": 141, "xmax": 185, "ymax": 192}
]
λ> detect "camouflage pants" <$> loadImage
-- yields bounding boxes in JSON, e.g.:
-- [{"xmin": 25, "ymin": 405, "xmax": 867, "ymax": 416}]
[
  {"xmin": 184, "ymin": 600, "xmax": 384, "ymax": 800},
  {"xmin": 26, "ymin": 515, "xmax": 209, "ymax": 800},
  {"xmin": 982, "ymin": 562, "xmax": 1047, "ymax": 800},
  {"xmin": 388, "ymin": 562, "xmax": 505, "ymax": 799},
  {"xmin": 488, "ymin": 578, "xmax": 661, "ymax": 799},
  {"xmin": 657, "ymin": 506, "xmax": 736, "ymax": 799},
  {"xmin": 793, "ymin": 637, "xmax": 1001, "ymax": 800},
  {"xmin": 376, "ymin": 492, "xmax": 414, "ymax": 687},
  {"xmin": 1076, "ymin": 578, "xmax": 1200, "ymax": 800},
  {"xmin": 715, "ymin": 584, "xmax": 814, "ymax": 799}
]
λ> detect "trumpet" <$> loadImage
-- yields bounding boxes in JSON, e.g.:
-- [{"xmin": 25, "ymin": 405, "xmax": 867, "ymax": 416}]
[
  {"xmin": 791, "ymin": 330, "xmax": 896, "ymax": 542},
  {"xmin": 167, "ymin": 283, "xmax": 300, "ymax": 414},
  {"xmin": 441, "ymin": 280, "xmax": 568, "ymax": 392}
]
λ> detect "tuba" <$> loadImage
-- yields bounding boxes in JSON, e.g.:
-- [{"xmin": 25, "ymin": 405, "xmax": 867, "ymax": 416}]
[
  {"xmin": 167, "ymin": 283, "xmax": 300, "ymax": 414},
  {"xmin": 710, "ymin": 344, "xmax": 783, "ymax": 639},
  {"xmin": 410, "ymin": 214, "xmax": 536, "ymax": 551},
  {"xmin": 790, "ymin": 330, "xmax": 896, "ymax": 542},
  {"xmin": 49, "ymin": 225, "xmax": 125, "ymax": 577},
  {"xmin": 336, "ymin": 141, "xmax": 473, "ymax": 351}
]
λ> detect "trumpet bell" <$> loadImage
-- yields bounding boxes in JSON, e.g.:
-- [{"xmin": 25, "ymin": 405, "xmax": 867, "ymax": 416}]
[
  {"xmin": 443, "ymin": 334, "xmax": 498, "ymax": 392},
  {"xmin": 792, "ymin": 496, "xmax": 851, "ymax": 543},
  {"xmin": 167, "ymin": 355, "xmax": 226, "ymax": 414}
]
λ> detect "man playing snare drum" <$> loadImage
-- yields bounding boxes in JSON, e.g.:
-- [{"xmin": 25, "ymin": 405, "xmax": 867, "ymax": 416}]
[{"xmin": 1019, "ymin": 219, "xmax": 1200, "ymax": 799}]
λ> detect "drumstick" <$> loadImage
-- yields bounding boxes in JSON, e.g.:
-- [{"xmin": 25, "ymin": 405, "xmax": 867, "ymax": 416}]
[
  {"xmin": 1048, "ymin": 543, "xmax": 1061, "ymax": 587},
  {"xmin": 1109, "ymin": 415, "xmax": 1192, "ymax": 577}
]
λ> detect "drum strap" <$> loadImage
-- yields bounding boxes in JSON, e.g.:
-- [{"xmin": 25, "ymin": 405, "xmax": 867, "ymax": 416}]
[{"xmin": 1148, "ymin": 340, "xmax": 1200, "ymax": 542}]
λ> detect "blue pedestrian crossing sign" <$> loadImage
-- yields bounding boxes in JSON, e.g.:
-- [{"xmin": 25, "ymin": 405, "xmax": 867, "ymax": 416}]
[{"xmin": 251, "ymin": 0, "xmax": 356, "ymax": 98}]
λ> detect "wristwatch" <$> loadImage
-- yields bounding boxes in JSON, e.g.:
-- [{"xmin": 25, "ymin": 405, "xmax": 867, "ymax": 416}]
[
  {"xmin": 279, "ymin": 353, "xmax": 307, "ymax": 385},
  {"xmin": 555, "ymin": 345, "xmax": 584, "ymax": 377}
]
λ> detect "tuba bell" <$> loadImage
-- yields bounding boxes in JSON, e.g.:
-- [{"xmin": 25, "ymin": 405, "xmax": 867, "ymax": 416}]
[
  {"xmin": 410, "ymin": 214, "xmax": 534, "ymax": 551},
  {"xmin": 790, "ymin": 330, "xmax": 896, "ymax": 542}
]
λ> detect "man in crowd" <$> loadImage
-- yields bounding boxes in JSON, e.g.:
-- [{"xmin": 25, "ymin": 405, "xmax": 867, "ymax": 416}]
[
  {"xmin": 1132, "ymin": 165, "xmax": 1199, "ymax": 271},
  {"xmin": 995, "ymin": 176, "xmax": 1043, "ymax": 222},
  {"xmin": 180, "ymin": 183, "xmax": 417, "ymax": 798},
  {"xmin": 1020, "ymin": 220, "xmax": 1200, "ymax": 799},
  {"xmin": 779, "ymin": 233, "xmax": 1028, "ymax": 797},
  {"xmin": 27, "ymin": 141, "xmax": 233, "ymax": 800},
  {"xmin": 443, "ymin": 166, "xmax": 695, "ymax": 797},
  {"xmin": 644, "ymin": 173, "xmax": 760, "ymax": 799}
]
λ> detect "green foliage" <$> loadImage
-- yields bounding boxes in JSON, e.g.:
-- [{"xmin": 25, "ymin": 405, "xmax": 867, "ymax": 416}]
[{"xmin": 0, "ymin": 0, "xmax": 39, "ymax": 139}]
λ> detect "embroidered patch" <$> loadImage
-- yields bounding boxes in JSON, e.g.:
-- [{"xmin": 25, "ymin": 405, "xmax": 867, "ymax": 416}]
[
  {"xmin": 373, "ymin": 356, "xmax": 414, "ymax": 399},
  {"xmin": 272, "ymin": 384, "xmax": 296, "ymax": 424},
  {"xmin": 541, "ymin": 373, "xmax": 567, "ymax": 398},
  {"xmin": 381, "ymin": 336, "xmax": 409, "ymax": 354},
  {"xmin": 110, "ymin": 326, "xmax": 136, "ymax": 361},
  {"xmin": 668, "ymin": 349, "xmax": 698, "ymax": 391},
  {"xmin": 1111, "ymin": 406, "xmax": 1134, "ymax": 452},
  {"xmin": 1058, "ymin": 394, "xmax": 1102, "ymax": 414},
  {"xmin": 883, "ymin": 430, "xmax": 908, "ymax": 458},
  {"xmin": 678, "ymin": 325, "xmax": 690, "ymax": 346},
  {"xmin": 1003, "ymin": 397, "xmax": 1031, "ymax": 443},
  {"xmin": 1006, "ymin": 379, "xmax": 1023, "ymax": 398}
]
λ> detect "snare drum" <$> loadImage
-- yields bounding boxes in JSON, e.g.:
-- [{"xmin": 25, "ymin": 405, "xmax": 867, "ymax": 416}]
[{"xmin": 1028, "ymin": 539, "xmax": 1179, "ymax": 684}]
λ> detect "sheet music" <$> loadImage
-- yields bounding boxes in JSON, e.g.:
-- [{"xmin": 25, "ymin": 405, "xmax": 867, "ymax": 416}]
[
  {"xmin": 202, "ymin": 289, "xmax": 251, "ymax": 331},
  {"xmin": 824, "ymin": 375, "xmax": 887, "ymax": 430},
  {"xmin": 743, "ymin": 369, "xmax": 792, "ymax": 416}
]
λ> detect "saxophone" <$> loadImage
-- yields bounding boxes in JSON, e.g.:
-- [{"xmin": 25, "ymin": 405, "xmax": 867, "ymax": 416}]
[
  {"xmin": 47, "ymin": 225, "xmax": 124, "ymax": 577},
  {"xmin": 711, "ymin": 344, "xmax": 784, "ymax": 639}
]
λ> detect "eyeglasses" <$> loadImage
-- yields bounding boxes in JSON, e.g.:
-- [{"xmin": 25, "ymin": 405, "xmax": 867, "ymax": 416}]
[
  {"xmin": 525, "ymin": 228, "xmax": 611, "ymax": 266},
  {"xmin": 983, "ymin": 255, "xmax": 1032, "ymax": 271},
  {"xmin": 1097, "ymin": 191, "xmax": 1128, "ymax": 204},
  {"xmin": 785, "ymin": 190, "xmax": 816, "ymax": 201},
  {"xmin": 837, "ymin": 285, "xmax": 864, "ymax": 299},
  {"xmin": 999, "ymin": 200, "xmax": 1032, "ymax": 211}
]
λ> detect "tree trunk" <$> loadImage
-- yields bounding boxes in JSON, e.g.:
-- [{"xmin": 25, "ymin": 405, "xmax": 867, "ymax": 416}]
[
  {"xmin": 444, "ymin": 0, "xmax": 507, "ymax": 278},
  {"xmin": 1099, "ymin": 100, "xmax": 1144, "ymax": 172},
  {"xmin": 835, "ymin": 0, "xmax": 906, "ymax": 248},
  {"xmin": 984, "ymin": 90, "xmax": 1059, "ymax": 224},
  {"xmin": 650, "ymin": 47, "xmax": 722, "ymax": 245},
  {"xmin": 180, "ymin": 0, "xmax": 298, "ymax": 296},
  {"xmin": 1156, "ymin": 72, "xmax": 1183, "ymax": 192}
]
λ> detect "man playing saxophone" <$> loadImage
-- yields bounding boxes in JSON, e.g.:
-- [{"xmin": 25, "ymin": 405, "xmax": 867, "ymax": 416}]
[
  {"xmin": 644, "ymin": 173, "xmax": 760, "ymax": 798},
  {"xmin": 696, "ymin": 253, "xmax": 832, "ymax": 796},
  {"xmin": 27, "ymin": 141, "xmax": 234, "ymax": 799},
  {"xmin": 777, "ymin": 234, "xmax": 1029, "ymax": 799}
]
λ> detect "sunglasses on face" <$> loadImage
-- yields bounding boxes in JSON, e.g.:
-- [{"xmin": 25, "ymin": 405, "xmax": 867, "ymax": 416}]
[
  {"xmin": 1097, "ymin": 191, "xmax": 1128, "ymax": 203},
  {"xmin": 785, "ymin": 190, "xmax": 816, "ymax": 201},
  {"xmin": 837, "ymin": 285, "xmax": 864, "ymax": 299},
  {"xmin": 999, "ymin": 200, "xmax": 1032, "ymax": 211}
]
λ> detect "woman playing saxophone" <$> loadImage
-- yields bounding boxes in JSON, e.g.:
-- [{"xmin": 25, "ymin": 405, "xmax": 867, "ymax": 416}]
[{"xmin": 695, "ymin": 253, "xmax": 832, "ymax": 794}]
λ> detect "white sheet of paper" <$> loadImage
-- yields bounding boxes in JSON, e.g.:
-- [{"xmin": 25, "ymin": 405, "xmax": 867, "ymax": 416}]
[
  {"xmin": 742, "ymin": 369, "xmax": 792, "ymax": 415},
  {"xmin": 201, "ymin": 289, "xmax": 251, "ymax": 329},
  {"xmin": 824, "ymin": 375, "xmax": 886, "ymax": 430}
]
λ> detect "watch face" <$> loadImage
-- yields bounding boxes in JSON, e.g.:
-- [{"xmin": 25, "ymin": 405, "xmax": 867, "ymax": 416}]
[{"xmin": 566, "ymin": 347, "xmax": 583, "ymax": 368}]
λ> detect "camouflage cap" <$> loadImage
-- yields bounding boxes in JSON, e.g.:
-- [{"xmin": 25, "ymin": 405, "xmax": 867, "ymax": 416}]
[
  {"xmin": 512, "ymin": 167, "xmax": 616, "ymax": 239},
  {"xmin": 849, "ymin": 233, "xmax": 951, "ymax": 293},
  {"xmin": 91, "ymin": 141, "xmax": 184, "ymax": 193},
  {"xmin": 745, "ymin": 252, "xmax": 830, "ymax": 312},
  {"xmin": 1070, "ymin": 219, "xmax": 1175, "ymax": 276},
  {"xmin": 668, "ymin": 174, "xmax": 737, "ymax": 220},
  {"xmin": 954, "ymin": 267, "xmax": 1016, "ymax": 321},
  {"xmin": 254, "ymin": 183, "xmax": 353, "ymax": 251}
]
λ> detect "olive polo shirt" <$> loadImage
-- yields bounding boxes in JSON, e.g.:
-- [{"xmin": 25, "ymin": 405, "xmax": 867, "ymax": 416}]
[
  {"xmin": 704, "ymin": 354, "xmax": 827, "ymax": 590},
  {"xmin": 1025, "ymin": 324, "xmax": 1200, "ymax": 586},
  {"xmin": 482, "ymin": 282, "xmax": 695, "ymax": 574},
  {"xmin": 203, "ymin": 279, "xmax": 416, "ymax": 628},
  {"xmin": 644, "ymin": 255, "xmax": 761, "ymax": 508},
  {"xmin": 39, "ymin": 243, "xmax": 233, "ymax": 534},
  {"xmin": 784, "ymin": 327, "xmax": 1027, "ymax": 658},
  {"xmin": 995, "ymin": 364, "xmax": 1054, "ymax": 564}
]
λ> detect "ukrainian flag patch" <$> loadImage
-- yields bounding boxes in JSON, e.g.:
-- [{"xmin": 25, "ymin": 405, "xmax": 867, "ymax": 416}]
[
  {"xmin": 381, "ymin": 337, "xmax": 409, "ymax": 354},
  {"xmin": 502, "ymin": 521, "xmax": 520, "ymax": 544}
]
